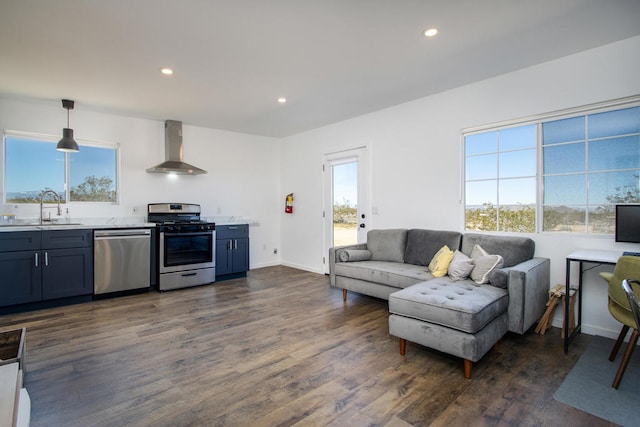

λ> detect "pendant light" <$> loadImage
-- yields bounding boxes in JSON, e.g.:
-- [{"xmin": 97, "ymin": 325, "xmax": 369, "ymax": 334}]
[{"xmin": 57, "ymin": 99, "xmax": 79, "ymax": 152}]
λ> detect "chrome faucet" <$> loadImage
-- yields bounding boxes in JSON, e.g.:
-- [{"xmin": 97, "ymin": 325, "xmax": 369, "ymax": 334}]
[{"xmin": 40, "ymin": 189, "xmax": 62, "ymax": 224}]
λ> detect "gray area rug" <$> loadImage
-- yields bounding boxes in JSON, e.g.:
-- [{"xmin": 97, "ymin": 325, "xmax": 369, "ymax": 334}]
[{"xmin": 554, "ymin": 335, "xmax": 640, "ymax": 427}]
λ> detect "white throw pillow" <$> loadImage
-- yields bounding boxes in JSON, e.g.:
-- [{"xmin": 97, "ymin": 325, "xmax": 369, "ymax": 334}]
[{"xmin": 469, "ymin": 244, "xmax": 504, "ymax": 285}]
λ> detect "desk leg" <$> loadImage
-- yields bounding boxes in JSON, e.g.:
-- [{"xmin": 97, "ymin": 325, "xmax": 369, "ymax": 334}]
[
  {"xmin": 577, "ymin": 261, "xmax": 583, "ymax": 335},
  {"xmin": 564, "ymin": 259, "xmax": 584, "ymax": 354},
  {"xmin": 564, "ymin": 259, "xmax": 571, "ymax": 353}
]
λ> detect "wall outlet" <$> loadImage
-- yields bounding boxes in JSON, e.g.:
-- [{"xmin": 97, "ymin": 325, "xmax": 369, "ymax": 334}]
[{"xmin": 273, "ymin": 248, "xmax": 278, "ymax": 254}]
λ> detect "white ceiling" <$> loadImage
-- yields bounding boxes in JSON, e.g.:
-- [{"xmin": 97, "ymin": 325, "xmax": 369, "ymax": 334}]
[{"xmin": 1, "ymin": 0, "xmax": 639, "ymax": 138}]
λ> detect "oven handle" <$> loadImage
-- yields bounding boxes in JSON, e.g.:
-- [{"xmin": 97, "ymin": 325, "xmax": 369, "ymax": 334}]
[
  {"xmin": 95, "ymin": 229, "xmax": 151, "ymax": 238},
  {"xmin": 162, "ymin": 231, "xmax": 213, "ymax": 237}
]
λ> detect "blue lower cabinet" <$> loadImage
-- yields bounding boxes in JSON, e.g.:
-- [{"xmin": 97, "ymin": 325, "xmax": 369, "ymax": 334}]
[
  {"xmin": 0, "ymin": 229, "xmax": 93, "ymax": 309},
  {"xmin": 215, "ymin": 225, "xmax": 249, "ymax": 280}
]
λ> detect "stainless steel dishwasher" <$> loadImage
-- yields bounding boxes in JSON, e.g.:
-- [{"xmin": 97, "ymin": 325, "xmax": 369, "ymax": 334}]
[{"xmin": 94, "ymin": 229, "xmax": 151, "ymax": 295}]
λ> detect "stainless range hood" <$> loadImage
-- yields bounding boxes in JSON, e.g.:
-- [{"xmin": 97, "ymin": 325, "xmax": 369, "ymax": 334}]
[{"xmin": 146, "ymin": 120, "xmax": 207, "ymax": 175}]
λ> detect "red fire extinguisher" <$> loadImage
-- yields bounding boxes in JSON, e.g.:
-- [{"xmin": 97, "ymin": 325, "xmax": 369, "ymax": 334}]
[{"xmin": 285, "ymin": 193, "xmax": 293, "ymax": 214}]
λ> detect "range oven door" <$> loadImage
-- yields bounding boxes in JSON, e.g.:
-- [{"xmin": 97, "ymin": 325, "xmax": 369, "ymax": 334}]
[{"xmin": 159, "ymin": 230, "xmax": 215, "ymax": 274}]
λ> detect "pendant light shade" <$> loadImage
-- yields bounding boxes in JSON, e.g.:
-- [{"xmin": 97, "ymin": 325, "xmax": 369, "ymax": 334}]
[{"xmin": 57, "ymin": 99, "xmax": 79, "ymax": 152}]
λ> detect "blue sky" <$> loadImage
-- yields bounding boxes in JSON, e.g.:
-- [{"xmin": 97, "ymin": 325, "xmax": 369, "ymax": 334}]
[
  {"xmin": 465, "ymin": 112, "xmax": 640, "ymax": 208},
  {"xmin": 333, "ymin": 161, "xmax": 357, "ymax": 207},
  {"xmin": 5, "ymin": 137, "xmax": 116, "ymax": 194}
]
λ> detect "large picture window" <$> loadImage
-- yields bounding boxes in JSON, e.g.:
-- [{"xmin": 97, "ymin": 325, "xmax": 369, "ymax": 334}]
[
  {"xmin": 464, "ymin": 99, "xmax": 640, "ymax": 235},
  {"xmin": 3, "ymin": 133, "xmax": 118, "ymax": 204}
]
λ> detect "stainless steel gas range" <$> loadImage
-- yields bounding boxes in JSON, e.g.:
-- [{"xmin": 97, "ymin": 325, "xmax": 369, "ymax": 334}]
[{"xmin": 148, "ymin": 203, "xmax": 215, "ymax": 291}]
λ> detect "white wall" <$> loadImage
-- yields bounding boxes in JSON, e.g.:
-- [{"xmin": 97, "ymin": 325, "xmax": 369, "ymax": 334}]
[
  {"xmin": 0, "ymin": 96, "xmax": 282, "ymax": 269},
  {"xmin": 280, "ymin": 35, "xmax": 640, "ymax": 338}
]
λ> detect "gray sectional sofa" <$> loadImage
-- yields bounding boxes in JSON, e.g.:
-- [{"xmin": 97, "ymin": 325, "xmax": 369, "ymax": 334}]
[{"xmin": 329, "ymin": 229, "xmax": 550, "ymax": 378}]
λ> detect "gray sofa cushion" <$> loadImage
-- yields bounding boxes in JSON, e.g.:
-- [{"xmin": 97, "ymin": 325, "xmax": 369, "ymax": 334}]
[
  {"xmin": 404, "ymin": 229, "xmax": 463, "ymax": 266},
  {"xmin": 461, "ymin": 233, "xmax": 534, "ymax": 268},
  {"xmin": 367, "ymin": 229, "xmax": 408, "ymax": 262},
  {"xmin": 388, "ymin": 278, "xmax": 509, "ymax": 334},
  {"xmin": 334, "ymin": 260, "xmax": 433, "ymax": 289}
]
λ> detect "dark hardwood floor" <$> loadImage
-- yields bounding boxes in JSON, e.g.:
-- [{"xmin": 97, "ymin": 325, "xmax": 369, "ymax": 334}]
[{"xmin": 0, "ymin": 266, "xmax": 614, "ymax": 426}]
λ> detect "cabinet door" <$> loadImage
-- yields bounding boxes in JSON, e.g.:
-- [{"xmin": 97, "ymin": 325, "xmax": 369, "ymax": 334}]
[
  {"xmin": 42, "ymin": 247, "xmax": 93, "ymax": 300},
  {"xmin": 0, "ymin": 251, "xmax": 41, "ymax": 306},
  {"xmin": 232, "ymin": 237, "xmax": 249, "ymax": 274},
  {"xmin": 216, "ymin": 239, "xmax": 232, "ymax": 276}
]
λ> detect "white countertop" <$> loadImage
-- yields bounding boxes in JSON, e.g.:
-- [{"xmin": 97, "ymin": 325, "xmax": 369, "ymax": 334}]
[
  {"xmin": 0, "ymin": 217, "xmax": 155, "ymax": 232},
  {"xmin": 0, "ymin": 215, "xmax": 256, "ymax": 232}
]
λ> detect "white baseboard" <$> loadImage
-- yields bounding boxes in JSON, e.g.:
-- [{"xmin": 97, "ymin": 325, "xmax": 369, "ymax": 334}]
[
  {"xmin": 551, "ymin": 318, "xmax": 632, "ymax": 341},
  {"xmin": 249, "ymin": 261, "xmax": 281, "ymax": 270},
  {"xmin": 280, "ymin": 261, "xmax": 324, "ymax": 275},
  {"xmin": 249, "ymin": 261, "xmax": 324, "ymax": 275}
]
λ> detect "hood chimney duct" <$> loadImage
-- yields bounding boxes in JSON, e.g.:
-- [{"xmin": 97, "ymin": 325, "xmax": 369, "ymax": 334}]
[{"xmin": 146, "ymin": 120, "xmax": 207, "ymax": 175}]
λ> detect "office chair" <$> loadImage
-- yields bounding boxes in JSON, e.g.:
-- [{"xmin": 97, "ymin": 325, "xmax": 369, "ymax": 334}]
[{"xmin": 600, "ymin": 255, "xmax": 640, "ymax": 389}]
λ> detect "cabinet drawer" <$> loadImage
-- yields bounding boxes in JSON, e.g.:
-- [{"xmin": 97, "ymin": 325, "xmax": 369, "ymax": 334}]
[
  {"xmin": 216, "ymin": 224, "xmax": 249, "ymax": 239},
  {"xmin": 0, "ymin": 231, "xmax": 40, "ymax": 252},
  {"xmin": 42, "ymin": 229, "xmax": 93, "ymax": 249}
]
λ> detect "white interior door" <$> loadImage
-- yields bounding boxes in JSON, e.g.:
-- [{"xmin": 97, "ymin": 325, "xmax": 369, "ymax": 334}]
[{"xmin": 323, "ymin": 147, "xmax": 369, "ymax": 273}]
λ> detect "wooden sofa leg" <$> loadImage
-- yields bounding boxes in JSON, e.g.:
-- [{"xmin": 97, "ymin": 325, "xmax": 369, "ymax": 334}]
[
  {"xmin": 399, "ymin": 338, "xmax": 406, "ymax": 355},
  {"xmin": 464, "ymin": 360, "xmax": 472, "ymax": 379},
  {"xmin": 493, "ymin": 337, "xmax": 503, "ymax": 351},
  {"xmin": 343, "ymin": 289, "xmax": 347, "ymax": 302}
]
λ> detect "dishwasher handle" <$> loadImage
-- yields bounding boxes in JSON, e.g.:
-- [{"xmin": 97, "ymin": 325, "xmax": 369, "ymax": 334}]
[{"xmin": 94, "ymin": 229, "xmax": 151, "ymax": 238}]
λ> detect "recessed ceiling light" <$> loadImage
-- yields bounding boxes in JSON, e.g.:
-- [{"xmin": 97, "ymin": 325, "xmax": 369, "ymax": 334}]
[
  {"xmin": 160, "ymin": 68, "xmax": 174, "ymax": 75},
  {"xmin": 277, "ymin": 97, "xmax": 287, "ymax": 104},
  {"xmin": 423, "ymin": 28, "xmax": 438, "ymax": 37}
]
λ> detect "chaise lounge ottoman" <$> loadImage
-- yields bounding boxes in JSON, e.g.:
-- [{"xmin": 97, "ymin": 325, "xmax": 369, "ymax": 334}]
[{"xmin": 388, "ymin": 277, "xmax": 509, "ymax": 379}]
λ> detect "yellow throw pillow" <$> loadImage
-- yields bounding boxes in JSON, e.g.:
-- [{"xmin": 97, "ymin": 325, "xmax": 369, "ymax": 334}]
[{"xmin": 428, "ymin": 245, "xmax": 454, "ymax": 277}]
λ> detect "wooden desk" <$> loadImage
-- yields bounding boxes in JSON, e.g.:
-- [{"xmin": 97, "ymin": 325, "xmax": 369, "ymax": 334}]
[{"xmin": 564, "ymin": 250, "xmax": 622, "ymax": 353}]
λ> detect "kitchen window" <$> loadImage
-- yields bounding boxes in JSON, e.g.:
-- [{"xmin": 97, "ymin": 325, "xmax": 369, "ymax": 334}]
[
  {"xmin": 463, "ymin": 97, "xmax": 640, "ymax": 235},
  {"xmin": 3, "ymin": 132, "xmax": 119, "ymax": 204}
]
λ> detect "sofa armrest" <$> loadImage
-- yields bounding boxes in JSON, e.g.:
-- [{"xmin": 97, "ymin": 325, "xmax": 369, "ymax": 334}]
[
  {"xmin": 506, "ymin": 257, "xmax": 550, "ymax": 334},
  {"xmin": 329, "ymin": 243, "xmax": 368, "ymax": 286}
]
